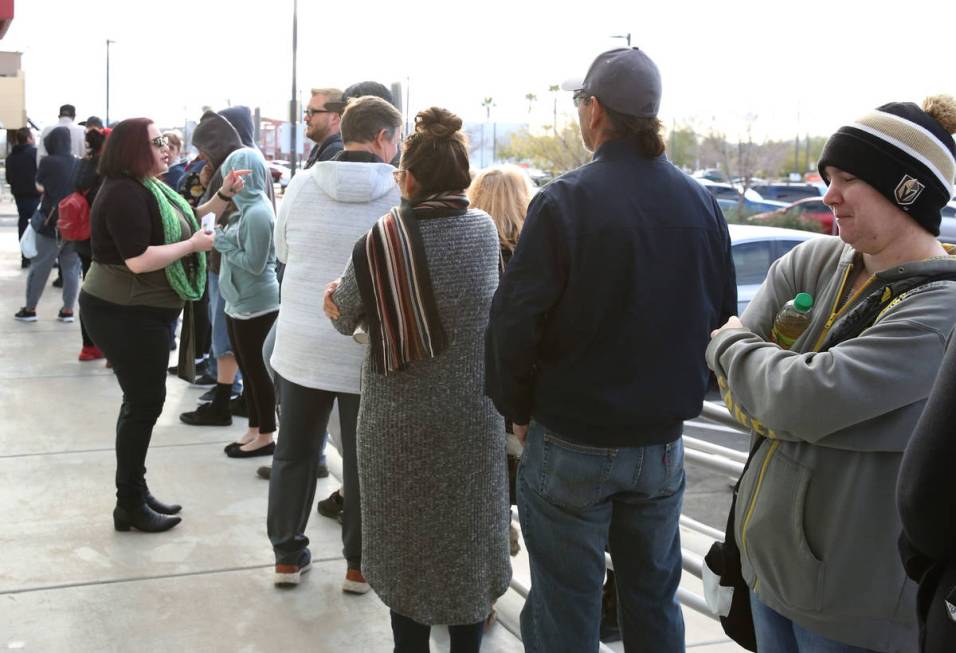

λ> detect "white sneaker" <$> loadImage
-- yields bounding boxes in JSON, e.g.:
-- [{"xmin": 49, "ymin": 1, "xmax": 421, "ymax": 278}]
[{"xmin": 342, "ymin": 568, "xmax": 370, "ymax": 594}]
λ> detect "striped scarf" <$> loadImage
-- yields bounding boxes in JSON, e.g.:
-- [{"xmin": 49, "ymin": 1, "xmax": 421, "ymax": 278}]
[{"xmin": 353, "ymin": 192, "xmax": 469, "ymax": 374}]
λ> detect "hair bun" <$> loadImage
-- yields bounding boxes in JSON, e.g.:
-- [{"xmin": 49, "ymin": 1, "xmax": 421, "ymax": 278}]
[
  {"xmin": 923, "ymin": 95, "xmax": 956, "ymax": 135},
  {"xmin": 414, "ymin": 107, "xmax": 462, "ymax": 139}
]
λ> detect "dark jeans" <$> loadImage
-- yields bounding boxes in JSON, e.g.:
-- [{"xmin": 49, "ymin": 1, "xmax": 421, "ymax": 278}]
[
  {"xmin": 267, "ymin": 375, "xmax": 361, "ymax": 567},
  {"xmin": 390, "ymin": 610, "xmax": 483, "ymax": 653},
  {"xmin": 15, "ymin": 194, "xmax": 40, "ymax": 246},
  {"xmin": 226, "ymin": 312, "xmax": 278, "ymax": 433},
  {"xmin": 79, "ymin": 291, "xmax": 180, "ymax": 509}
]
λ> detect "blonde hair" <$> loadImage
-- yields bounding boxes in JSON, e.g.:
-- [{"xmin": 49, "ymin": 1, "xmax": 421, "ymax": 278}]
[
  {"xmin": 467, "ymin": 165, "xmax": 534, "ymax": 253},
  {"xmin": 163, "ymin": 130, "xmax": 183, "ymax": 151},
  {"xmin": 311, "ymin": 87, "xmax": 343, "ymax": 101}
]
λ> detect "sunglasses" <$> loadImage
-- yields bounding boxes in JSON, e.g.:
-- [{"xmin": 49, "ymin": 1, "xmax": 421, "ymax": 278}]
[
  {"xmin": 304, "ymin": 108, "xmax": 333, "ymax": 117},
  {"xmin": 572, "ymin": 90, "xmax": 592, "ymax": 108},
  {"xmin": 151, "ymin": 135, "xmax": 169, "ymax": 148}
]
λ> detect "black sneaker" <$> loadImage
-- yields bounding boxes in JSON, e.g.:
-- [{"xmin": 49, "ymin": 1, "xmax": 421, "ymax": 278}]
[
  {"xmin": 14, "ymin": 308, "xmax": 37, "ymax": 322},
  {"xmin": 190, "ymin": 372, "xmax": 218, "ymax": 388},
  {"xmin": 317, "ymin": 489, "xmax": 344, "ymax": 522},
  {"xmin": 179, "ymin": 402, "xmax": 232, "ymax": 427},
  {"xmin": 57, "ymin": 309, "xmax": 75, "ymax": 323},
  {"xmin": 52, "ymin": 276, "xmax": 63, "ymax": 288}
]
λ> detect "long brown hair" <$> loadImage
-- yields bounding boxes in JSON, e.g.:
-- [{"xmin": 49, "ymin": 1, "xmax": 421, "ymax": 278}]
[{"xmin": 467, "ymin": 165, "xmax": 533, "ymax": 253}]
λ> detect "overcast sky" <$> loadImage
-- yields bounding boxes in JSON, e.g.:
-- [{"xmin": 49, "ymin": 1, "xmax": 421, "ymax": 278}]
[{"xmin": 3, "ymin": 0, "xmax": 954, "ymax": 143}]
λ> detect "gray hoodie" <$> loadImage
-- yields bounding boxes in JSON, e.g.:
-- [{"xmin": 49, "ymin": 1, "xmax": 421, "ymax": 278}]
[{"xmin": 706, "ymin": 235, "xmax": 956, "ymax": 652}]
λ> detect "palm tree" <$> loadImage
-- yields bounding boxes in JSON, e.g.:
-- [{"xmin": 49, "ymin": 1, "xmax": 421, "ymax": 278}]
[
  {"xmin": 525, "ymin": 92, "xmax": 537, "ymax": 114},
  {"xmin": 480, "ymin": 97, "xmax": 495, "ymax": 167}
]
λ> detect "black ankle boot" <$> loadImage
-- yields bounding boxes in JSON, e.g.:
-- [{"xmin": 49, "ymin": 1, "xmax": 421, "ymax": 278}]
[
  {"xmin": 180, "ymin": 383, "xmax": 233, "ymax": 426},
  {"xmin": 146, "ymin": 493, "xmax": 182, "ymax": 515},
  {"xmin": 113, "ymin": 504, "xmax": 182, "ymax": 532}
]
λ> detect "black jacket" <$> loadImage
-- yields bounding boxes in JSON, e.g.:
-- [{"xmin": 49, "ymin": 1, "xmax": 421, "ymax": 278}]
[
  {"xmin": 305, "ymin": 133, "xmax": 344, "ymax": 169},
  {"xmin": 5, "ymin": 143, "xmax": 40, "ymax": 198},
  {"xmin": 485, "ymin": 139, "xmax": 736, "ymax": 447}
]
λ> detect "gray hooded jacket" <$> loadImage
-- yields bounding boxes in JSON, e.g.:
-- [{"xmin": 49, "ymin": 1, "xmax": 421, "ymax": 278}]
[{"xmin": 706, "ymin": 235, "xmax": 956, "ymax": 652}]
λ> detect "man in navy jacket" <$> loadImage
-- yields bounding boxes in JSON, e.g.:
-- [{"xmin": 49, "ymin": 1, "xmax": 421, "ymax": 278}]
[{"xmin": 485, "ymin": 47, "xmax": 736, "ymax": 652}]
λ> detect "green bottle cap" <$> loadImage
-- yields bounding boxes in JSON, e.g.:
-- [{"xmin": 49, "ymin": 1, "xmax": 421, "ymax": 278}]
[{"xmin": 794, "ymin": 292, "xmax": 813, "ymax": 312}]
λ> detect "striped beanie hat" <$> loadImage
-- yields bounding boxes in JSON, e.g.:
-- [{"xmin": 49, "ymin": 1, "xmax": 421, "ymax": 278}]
[{"xmin": 818, "ymin": 96, "xmax": 956, "ymax": 235}]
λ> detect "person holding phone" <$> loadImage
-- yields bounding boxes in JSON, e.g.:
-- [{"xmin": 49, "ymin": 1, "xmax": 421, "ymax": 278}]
[{"xmin": 79, "ymin": 118, "xmax": 214, "ymax": 533}]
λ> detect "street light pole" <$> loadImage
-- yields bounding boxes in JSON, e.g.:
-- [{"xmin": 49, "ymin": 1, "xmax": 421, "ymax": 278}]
[
  {"xmin": 611, "ymin": 33, "xmax": 631, "ymax": 47},
  {"xmin": 105, "ymin": 39, "xmax": 115, "ymax": 125},
  {"xmin": 289, "ymin": 0, "xmax": 299, "ymax": 176}
]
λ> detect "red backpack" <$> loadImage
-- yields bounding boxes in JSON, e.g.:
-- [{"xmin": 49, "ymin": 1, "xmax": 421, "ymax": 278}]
[{"xmin": 57, "ymin": 192, "xmax": 91, "ymax": 241}]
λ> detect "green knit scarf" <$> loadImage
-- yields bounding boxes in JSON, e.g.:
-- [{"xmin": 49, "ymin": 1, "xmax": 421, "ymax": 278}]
[{"xmin": 142, "ymin": 177, "xmax": 207, "ymax": 301}]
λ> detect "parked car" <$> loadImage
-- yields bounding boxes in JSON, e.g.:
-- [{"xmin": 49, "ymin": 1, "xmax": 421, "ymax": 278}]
[
  {"xmin": 695, "ymin": 178, "xmax": 788, "ymax": 218},
  {"xmin": 750, "ymin": 183, "xmax": 822, "ymax": 203},
  {"xmin": 750, "ymin": 196, "xmax": 833, "ymax": 233},
  {"xmin": 267, "ymin": 160, "xmax": 291, "ymax": 189},
  {"xmin": 729, "ymin": 223, "xmax": 825, "ymax": 315}
]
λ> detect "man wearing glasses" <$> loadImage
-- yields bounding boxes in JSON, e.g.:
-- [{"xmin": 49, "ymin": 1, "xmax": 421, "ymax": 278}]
[
  {"xmin": 485, "ymin": 48, "xmax": 736, "ymax": 652},
  {"xmin": 304, "ymin": 87, "xmax": 344, "ymax": 169}
]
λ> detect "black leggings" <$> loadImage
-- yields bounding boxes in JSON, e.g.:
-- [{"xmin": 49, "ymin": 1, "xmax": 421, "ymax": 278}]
[
  {"xmin": 79, "ymin": 291, "xmax": 180, "ymax": 509},
  {"xmin": 226, "ymin": 312, "xmax": 278, "ymax": 433},
  {"xmin": 390, "ymin": 611, "xmax": 483, "ymax": 653},
  {"xmin": 75, "ymin": 241, "xmax": 94, "ymax": 347}
]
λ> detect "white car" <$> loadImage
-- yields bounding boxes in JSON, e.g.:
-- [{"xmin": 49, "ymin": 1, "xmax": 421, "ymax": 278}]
[{"xmin": 729, "ymin": 223, "xmax": 826, "ymax": 315}]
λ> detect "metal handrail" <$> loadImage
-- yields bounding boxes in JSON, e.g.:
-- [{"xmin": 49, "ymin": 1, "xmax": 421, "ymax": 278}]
[
  {"xmin": 684, "ymin": 447, "xmax": 745, "ymax": 476},
  {"xmin": 699, "ymin": 400, "xmax": 743, "ymax": 430},
  {"xmin": 684, "ymin": 435, "xmax": 748, "ymax": 464},
  {"xmin": 680, "ymin": 515, "xmax": 725, "ymax": 542}
]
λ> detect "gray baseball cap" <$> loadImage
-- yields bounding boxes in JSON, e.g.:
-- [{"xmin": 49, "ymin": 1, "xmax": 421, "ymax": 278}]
[{"xmin": 561, "ymin": 47, "xmax": 662, "ymax": 118}]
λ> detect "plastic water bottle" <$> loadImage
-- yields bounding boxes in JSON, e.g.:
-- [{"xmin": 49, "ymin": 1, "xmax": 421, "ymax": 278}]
[{"xmin": 771, "ymin": 292, "xmax": 814, "ymax": 350}]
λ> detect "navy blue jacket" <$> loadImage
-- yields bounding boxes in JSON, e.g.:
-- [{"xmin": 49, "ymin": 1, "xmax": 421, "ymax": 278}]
[
  {"xmin": 5, "ymin": 143, "xmax": 40, "ymax": 198},
  {"xmin": 485, "ymin": 140, "xmax": 736, "ymax": 447}
]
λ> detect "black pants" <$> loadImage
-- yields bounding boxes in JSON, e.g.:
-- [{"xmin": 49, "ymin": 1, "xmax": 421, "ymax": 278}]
[
  {"xmin": 226, "ymin": 312, "xmax": 278, "ymax": 433},
  {"xmin": 267, "ymin": 375, "xmax": 361, "ymax": 567},
  {"xmin": 75, "ymin": 240, "xmax": 94, "ymax": 347},
  {"xmin": 390, "ymin": 611, "xmax": 483, "ymax": 653},
  {"xmin": 79, "ymin": 291, "xmax": 180, "ymax": 509}
]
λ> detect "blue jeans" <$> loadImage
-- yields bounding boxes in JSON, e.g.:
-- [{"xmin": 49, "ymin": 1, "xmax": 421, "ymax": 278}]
[
  {"xmin": 206, "ymin": 272, "xmax": 242, "ymax": 395},
  {"xmin": 517, "ymin": 422, "xmax": 686, "ymax": 653},
  {"xmin": 750, "ymin": 593, "xmax": 879, "ymax": 653}
]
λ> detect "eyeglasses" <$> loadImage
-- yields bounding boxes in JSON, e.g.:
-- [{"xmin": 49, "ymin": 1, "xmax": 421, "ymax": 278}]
[
  {"xmin": 392, "ymin": 169, "xmax": 407, "ymax": 183},
  {"xmin": 572, "ymin": 90, "xmax": 592, "ymax": 108},
  {"xmin": 304, "ymin": 108, "xmax": 332, "ymax": 117},
  {"xmin": 151, "ymin": 135, "xmax": 169, "ymax": 148}
]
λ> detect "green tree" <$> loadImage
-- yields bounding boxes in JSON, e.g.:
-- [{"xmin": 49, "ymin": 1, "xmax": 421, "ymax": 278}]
[
  {"xmin": 498, "ymin": 123, "xmax": 590, "ymax": 176},
  {"xmin": 525, "ymin": 92, "xmax": 537, "ymax": 114},
  {"xmin": 666, "ymin": 125, "xmax": 698, "ymax": 170}
]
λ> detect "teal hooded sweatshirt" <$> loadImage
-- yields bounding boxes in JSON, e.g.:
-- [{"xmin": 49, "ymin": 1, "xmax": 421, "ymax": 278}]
[{"xmin": 213, "ymin": 148, "xmax": 279, "ymax": 318}]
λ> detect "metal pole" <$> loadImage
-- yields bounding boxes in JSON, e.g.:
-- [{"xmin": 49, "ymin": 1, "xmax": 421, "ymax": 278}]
[
  {"xmin": 289, "ymin": 0, "xmax": 299, "ymax": 176},
  {"xmin": 105, "ymin": 40, "xmax": 114, "ymax": 125}
]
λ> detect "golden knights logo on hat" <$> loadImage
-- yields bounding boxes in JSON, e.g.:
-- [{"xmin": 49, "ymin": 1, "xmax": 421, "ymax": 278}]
[{"xmin": 894, "ymin": 175, "xmax": 925, "ymax": 206}]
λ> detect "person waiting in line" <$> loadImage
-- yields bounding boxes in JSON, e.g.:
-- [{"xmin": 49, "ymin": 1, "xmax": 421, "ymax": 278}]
[
  {"xmin": 73, "ymin": 126, "xmax": 111, "ymax": 361},
  {"xmin": 899, "ymin": 327, "xmax": 956, "ymax": 653},
  {"xmin": 467, "ymin": 163, "xmax": 533, "ymax": 561},
  {"xmin": 215, "ymin": 147, "xmax": 280, "ymax": 459},
  {"xmin": 160, "ymin": 130, "xmax": 187, "ymax": 191},
  {"xmin": 708, "ymin": 95, "xmax": 956, "ymax": 652},
  {"xmin": 325, "ymin": 107, "xmax": 511, "ymax": 653},
  {"xmin": 5, "ymin": 127, "xmax": 41, "ymax": 269},
  {"xmin": 267, "ymin": 95, "xmax": 402, "ymax": 592},
  {"xmin": 78, "ymin": 118, "xmax": 216, "ymax": 532},
  {"xmin": 485, "ymin": 48, "xmax": 736, "ymax": 653},
  {"xmin": 14, "ymin": 126, "xmax": 81, "ymax": 324}
]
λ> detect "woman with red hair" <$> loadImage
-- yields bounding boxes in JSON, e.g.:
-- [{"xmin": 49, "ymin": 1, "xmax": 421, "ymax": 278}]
[{"xmin": 79, "ymin": 117, "xmax": 219, "ymax": 533}]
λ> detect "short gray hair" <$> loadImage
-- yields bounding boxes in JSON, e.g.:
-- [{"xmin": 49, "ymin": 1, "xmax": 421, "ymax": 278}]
[{"xmin": 341, "ymin": 96, "xmax": 402, "ymax": 144}]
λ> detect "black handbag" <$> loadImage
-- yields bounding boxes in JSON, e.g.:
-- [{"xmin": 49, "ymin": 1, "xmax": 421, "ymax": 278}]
[{"xmin": 703, "ymin": 437, "xmax": 765, "ymax": 651}]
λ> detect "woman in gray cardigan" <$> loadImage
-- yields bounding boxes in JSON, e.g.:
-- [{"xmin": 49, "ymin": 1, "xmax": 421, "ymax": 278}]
[{"xmin": 324, "ymin": 107, "xmax": 511, "ymax": 652}]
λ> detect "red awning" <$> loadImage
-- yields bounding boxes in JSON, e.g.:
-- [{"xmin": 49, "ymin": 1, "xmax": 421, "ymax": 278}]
[{"xmin": 0, "ymin": 0, "xmax": 14, "ymax": 40}]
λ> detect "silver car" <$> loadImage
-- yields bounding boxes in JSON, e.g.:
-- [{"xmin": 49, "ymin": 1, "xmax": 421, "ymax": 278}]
[{"xmin": 729, "ymin": 223, "xmax": 824, "ymax": 315}]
